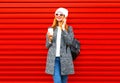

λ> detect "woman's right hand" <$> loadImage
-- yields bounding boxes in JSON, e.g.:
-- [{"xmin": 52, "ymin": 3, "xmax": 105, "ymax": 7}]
[{"xmin": 47, "ymin": 32, "xmax": 53, "ymax": 42}]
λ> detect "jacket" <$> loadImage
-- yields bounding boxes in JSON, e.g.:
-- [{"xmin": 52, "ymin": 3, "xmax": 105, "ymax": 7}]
[{"xmin": 45, "ymin": 25, "xmax": 75, "ymax": 75}]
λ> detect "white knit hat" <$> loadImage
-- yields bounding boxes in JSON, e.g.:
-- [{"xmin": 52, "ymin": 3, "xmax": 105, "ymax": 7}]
[{"xmin": 55, "ymin": 7, "xmax": 68, "ymax": 17}]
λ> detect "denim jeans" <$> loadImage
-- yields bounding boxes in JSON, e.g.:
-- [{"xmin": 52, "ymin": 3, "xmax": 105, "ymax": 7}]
[{"xmin": 53, "ymin": 57, "xmax": 68, "ymax": 83}]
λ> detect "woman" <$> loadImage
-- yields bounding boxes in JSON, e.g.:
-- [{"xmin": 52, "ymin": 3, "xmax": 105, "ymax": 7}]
[{"xmin": 45, "ymin": 7, "xmax": 75, "ymax": 83}]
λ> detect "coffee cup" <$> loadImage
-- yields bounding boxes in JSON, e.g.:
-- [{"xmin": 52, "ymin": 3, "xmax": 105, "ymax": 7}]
[{"xmin": 48, "ymin": 28, "xmax": 53, "ymax": 35}]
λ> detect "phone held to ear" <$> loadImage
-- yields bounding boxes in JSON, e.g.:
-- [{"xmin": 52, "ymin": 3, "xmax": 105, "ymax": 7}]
[
  {"xmin": 62, "ymin": 18, "xmax": 66, "ymax": 30},
  {"xmin": 63, "ymin": 18, "xmax": 66, "ymax": 24}
]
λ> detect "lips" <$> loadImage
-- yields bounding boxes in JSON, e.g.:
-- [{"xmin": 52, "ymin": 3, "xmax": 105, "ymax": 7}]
[{"xmin": 57, "ymin": 17, "xmax": 61, "ymax": 19}]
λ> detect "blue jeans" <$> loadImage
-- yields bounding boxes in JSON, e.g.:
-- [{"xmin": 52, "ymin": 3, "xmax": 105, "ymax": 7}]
[{"xmin": 53, "ymin": 57, "xmax": 68, "ymax": 83}]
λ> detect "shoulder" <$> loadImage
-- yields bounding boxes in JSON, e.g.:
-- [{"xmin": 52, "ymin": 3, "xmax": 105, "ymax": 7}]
[{"xmin": 68, "ymin": 25, "xmax": 73, "ymax": 31}]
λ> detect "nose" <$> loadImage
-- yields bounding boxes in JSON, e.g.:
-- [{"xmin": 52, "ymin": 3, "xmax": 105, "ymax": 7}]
[{"xmin": 57, "ymin": 16, "xmax": 61, "ymax": 19}]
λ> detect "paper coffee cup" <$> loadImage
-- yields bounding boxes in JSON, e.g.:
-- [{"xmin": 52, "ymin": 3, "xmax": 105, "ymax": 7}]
[{"xmin": 48, "ymin": 28, "xmax": 53, "ymax": 35}]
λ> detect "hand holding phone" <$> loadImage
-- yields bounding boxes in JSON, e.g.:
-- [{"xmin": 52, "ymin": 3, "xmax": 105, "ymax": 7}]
[
  {"xmin": 62, "ymin": 18, "xmax": 66, "ymax": 30},
  {"xmin": 63, "ymin": 18, "xmax": 66, "ymax": 25}
]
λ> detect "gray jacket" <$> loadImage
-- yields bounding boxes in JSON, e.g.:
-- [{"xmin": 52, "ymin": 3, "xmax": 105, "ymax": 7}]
[{"xmin": 45, "ymin": 25, "xmax": 75, "ymax": 75}]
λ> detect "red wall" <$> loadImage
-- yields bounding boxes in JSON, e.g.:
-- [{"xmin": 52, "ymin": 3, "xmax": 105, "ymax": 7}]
[{"xmin": 0, "ymin": 0, "xmax": 120, "ymax": 83}]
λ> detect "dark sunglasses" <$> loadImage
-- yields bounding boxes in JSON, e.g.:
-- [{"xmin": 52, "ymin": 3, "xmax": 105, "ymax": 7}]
[{"xmin": 55, "ymin": 13, "xmax": 64, "ymax": 16}]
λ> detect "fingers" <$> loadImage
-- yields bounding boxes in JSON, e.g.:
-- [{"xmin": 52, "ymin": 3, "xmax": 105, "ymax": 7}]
[{"xmin": 49, "ymin": 36, "xmax": 53, "ymax": 40}]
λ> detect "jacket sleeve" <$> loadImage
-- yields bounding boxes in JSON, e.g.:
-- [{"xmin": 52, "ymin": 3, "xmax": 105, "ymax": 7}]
[
  {"xmin": 45, "ymin": 31, "xmax": 53, "ymax": 49},
  {"xmin": 62, "ymin": 26, "xmax": 74, "ymax": 45}
]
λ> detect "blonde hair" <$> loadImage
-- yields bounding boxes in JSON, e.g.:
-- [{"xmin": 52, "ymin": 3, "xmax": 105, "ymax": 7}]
[{"xmin": 51, "ymin": 17, "xmax": 68, "ymax": 32}]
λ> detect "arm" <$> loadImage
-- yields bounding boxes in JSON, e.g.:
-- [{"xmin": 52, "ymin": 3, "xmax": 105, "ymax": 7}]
[{"xmin": 62, "ymin": 26, "xmax": 74, "ymax": 45}]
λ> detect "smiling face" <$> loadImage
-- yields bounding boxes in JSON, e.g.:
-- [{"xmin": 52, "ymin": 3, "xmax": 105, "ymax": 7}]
[{"xmin": 55, "ymin": 11, "xmax": 65, "ymax": 22}]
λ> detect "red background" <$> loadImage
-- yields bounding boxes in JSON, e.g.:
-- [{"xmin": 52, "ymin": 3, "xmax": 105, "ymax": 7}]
[{"xmin": 0, "ymin": 0, "xmax": 120, "ymax": 83}]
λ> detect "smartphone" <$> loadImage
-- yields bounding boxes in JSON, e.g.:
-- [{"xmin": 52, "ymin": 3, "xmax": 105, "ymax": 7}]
[{"xmin": 63, "ymin": 18, "xmax": 66, "ymax": 24}]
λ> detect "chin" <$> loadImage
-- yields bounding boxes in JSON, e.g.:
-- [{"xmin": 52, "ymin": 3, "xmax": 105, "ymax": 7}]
[{"xmin": 56, "ymin": 19, "xmax": 62, "ymax": 22}]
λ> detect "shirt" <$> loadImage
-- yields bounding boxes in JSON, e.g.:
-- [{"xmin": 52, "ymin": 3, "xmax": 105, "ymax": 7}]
[{"xmin": 56, "ymin": 26, "xmax": 62, "ymax": 57}]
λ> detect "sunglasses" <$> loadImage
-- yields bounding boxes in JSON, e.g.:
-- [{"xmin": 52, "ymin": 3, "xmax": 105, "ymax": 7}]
[{"xmin": 55, "ymin": 13, "xmax": 65, "ymax": 16}]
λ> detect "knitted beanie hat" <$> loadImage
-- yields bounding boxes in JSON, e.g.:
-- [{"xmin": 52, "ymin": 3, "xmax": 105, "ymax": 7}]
[{"xmin": 55, "ymin": 7, "xmax": 68, "ymax": 17}]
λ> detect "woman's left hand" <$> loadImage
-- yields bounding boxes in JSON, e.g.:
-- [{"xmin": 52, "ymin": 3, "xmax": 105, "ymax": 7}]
[{"xmin": 62, "ymin": 18, "xmax": 66, "ymax": 30}]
